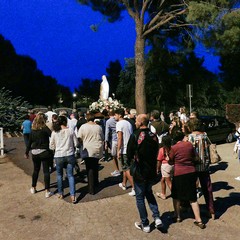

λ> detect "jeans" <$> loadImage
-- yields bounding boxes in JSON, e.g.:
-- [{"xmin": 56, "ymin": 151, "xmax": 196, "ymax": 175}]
[
  {"xmin": 23, "ymin": 133, "xmax": 30, "ymax": 148},
  {"xmin": 55, "ymin": 155, "xmax": 76, "ymax": 196},
  {"xmin": 134, "ymin": 180, "xmax": 160, "ymax": 226},
  {"xmin": 32, "ymin": 152, "xmax": 50, "ymax": 190}
]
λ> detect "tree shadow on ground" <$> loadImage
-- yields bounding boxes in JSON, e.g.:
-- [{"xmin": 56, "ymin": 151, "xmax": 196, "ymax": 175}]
[
  {"xmin": 212, "ymin": 181, "xmax": 234, "ymax": 192},
  {"xmin": 210, "ymin": 161, "xmax": 228, "ymax": 174},
  {"xmin": 214, "ymin": 192, "xmax": 240, "ymax": 219}
]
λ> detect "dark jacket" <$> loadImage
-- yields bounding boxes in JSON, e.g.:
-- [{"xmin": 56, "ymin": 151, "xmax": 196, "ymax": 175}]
[
  {"xmin": 26, "ymin": 127, "xmax": 51, "ymax": 154},
  {"xmin": 127, "ymin": 128, "xmax": 159, "ymax": 181}
]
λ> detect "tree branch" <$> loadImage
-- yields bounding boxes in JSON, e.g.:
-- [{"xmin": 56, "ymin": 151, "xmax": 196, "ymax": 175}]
[
  {"xmin": 141, "ymin": 0, "xmax": 151, "ymax": 20},
  {"xmin": 142, "ymin": 8, "xmax": 187, "ymax": 37},
  {"xmin": 121, "ymin": 0, "xmax": 137, "ymax": 19}
]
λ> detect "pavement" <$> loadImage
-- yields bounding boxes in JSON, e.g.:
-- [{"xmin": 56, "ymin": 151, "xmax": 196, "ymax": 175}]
[{"xmin": 0, "ymin": 136, "xmax": 240, "ymax": 240}]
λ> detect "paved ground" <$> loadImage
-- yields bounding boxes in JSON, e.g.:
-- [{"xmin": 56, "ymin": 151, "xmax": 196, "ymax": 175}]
[{"xmin": 0, "ymin": 136, "xmax": 240, "ymax": 240}]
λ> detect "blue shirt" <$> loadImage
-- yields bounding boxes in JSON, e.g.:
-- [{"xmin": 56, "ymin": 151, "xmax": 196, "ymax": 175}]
[
  {"xmin": 105, "ymin": 117, "xmax": 117, "ymax": 142},
  {"xmin": 22, "ymin": 120, "xmax": 32, "ymax": 134}
]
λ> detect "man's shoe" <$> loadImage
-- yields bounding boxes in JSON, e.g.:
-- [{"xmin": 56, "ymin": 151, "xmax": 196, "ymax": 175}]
[
  {"xmin": 135, "ymin": 222, "xmax": 150, "ymax": 233},
  {"xmin": 235, "ymin": 176, "xmax": 240, "ymax": 181},
  {"xmin": 30, "ymin": 187, "xmax": 36, "ymax": 194},
  {"xmin": 155, "ymin": 217, "xmax": 163, "ymax": 229},
  {"xmin": 111, "ymin": 170, "xmax": 121, "ymax": 177},
  {"xmin": 45, "ymin": 191, "xmax": 53, "ymax": 198},
  {"xmin": 128, "ymin": 188, "xmax": 136, "ymax": 196},
  {"xmin": 119, "ymin": 183, "xmax": 126, "ymax": 190}
]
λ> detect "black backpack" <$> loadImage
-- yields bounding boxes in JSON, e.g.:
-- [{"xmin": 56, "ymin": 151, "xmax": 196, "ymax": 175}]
[{"xmin": 131, "ymin": 129, "xmax": 159, "ymax": 181}]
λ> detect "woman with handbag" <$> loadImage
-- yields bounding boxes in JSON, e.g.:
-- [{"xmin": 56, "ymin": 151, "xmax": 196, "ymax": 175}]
[
  {"xmin": 25, "ymin": 113, "xmax": 53, "ymax": 198},
  {"xmin": 188, "ymin": 118, "xmax": 215, "ymax": 219},
  {"xmin": 169, "ymin": 130, "xmax": 205, "ymax": 229}
]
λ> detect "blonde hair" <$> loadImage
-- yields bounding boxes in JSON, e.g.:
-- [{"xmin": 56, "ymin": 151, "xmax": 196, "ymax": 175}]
[{"xmin": 32, "ymin": 114, "xmax": 46, "ymax": 130}]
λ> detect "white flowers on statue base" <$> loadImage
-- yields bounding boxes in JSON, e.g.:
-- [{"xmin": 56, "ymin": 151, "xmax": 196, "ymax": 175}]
[{"xmin": 89, "ymin": 97, "xmax": 123, "ymax": 112}]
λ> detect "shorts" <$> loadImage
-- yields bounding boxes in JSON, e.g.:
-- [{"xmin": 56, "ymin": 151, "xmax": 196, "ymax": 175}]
[
  {"xmin": 161, "ymin": 163, "xmax": 173, "ymax": 178},
  {"xmin": 111, "ymin": 141, "xmax": 117, "ymax": 157},
  {"xmin": 119, "ymin": 154, "xmax": 131, "ymax": 172}
]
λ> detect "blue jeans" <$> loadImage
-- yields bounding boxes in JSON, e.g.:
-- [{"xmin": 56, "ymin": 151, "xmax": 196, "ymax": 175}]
[
  {"xmin": 134, "ymin": 180, "xmax": 160, "ymax": 226},
  {"xmin": 55, "ymin": 155, "xmax": 76, "ymax": 196}
]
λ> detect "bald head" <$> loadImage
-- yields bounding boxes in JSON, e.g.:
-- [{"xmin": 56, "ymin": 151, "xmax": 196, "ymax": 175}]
[{"xmin": 136, "ymin": 114, "xmax": 149, "ymax": 128}]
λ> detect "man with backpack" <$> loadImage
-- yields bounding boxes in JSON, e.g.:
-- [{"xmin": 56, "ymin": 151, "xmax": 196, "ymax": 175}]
[
  {"xmin": 149, "ymin": 110, "xmax": 169, "ymax": 145},
  {"xmin": 127, "ymin": 114, "xmax": 163, "ymax": 233}
]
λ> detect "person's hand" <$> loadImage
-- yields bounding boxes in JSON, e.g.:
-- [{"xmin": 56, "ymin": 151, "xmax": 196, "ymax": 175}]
[{"xmin": 24, "ymin": 154, "xmax": 29, "ymax": 159}]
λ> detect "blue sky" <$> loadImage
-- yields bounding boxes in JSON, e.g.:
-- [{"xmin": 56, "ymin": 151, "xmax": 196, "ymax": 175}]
[{"xmin": 0, "ymin": 0, "xmax": 219, "ymax": 91}]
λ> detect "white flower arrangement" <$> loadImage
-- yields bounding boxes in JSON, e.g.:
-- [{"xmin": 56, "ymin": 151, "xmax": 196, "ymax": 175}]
[{"xmin": 89, "ymin": 98, "xmax": 123, "ymax": 112}]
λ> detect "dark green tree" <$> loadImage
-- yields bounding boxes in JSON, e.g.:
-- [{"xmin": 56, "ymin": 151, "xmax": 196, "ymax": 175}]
[{"xmin": 78, "ymin": 0, "xmax": 234, "ymax": 113}]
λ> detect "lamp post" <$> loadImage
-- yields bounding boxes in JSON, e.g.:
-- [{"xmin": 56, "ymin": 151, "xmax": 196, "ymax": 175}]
[
  {"xmin": 186, "ymin": 84, "xmax": 193, "ymax": 113},
  {"xmin": 72, "ymin": 93, "xmax": 77, "ymax": 110}
]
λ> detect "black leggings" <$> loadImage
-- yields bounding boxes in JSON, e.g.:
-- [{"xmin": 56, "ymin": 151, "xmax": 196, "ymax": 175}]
[
  {"xmin": 32, "ymin": 152, "xmax": 51, "ymax": 190},
  {"xmin": 84, "ymin": 157, "xmax": 99, "ymax": 194}
]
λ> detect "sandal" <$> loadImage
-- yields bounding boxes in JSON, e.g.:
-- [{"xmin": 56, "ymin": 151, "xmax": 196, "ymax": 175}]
[
  {"xmin": 57, "ymin": 194, "xmax": 63, "ymax": 199},
  {"xmin": 71, "ymin": 196, "xmax": 77, "ymax": 204},
  {"xmin": 156, "ymin": 192, "xmax": 166, "ymax": 200},
  {"xmin": 172, "ymin": 216, "xmax": 182, "ymax": 223},
  {"xmin": 194, "ymin": 221, "xmax": 206, "ymax": 229}
]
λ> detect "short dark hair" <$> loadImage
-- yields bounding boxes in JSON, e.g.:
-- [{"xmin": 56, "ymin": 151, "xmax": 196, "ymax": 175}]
[
  {"xmin": 86, "ymin": 113, "xmax": 95, "ymax": 122},
  {"xmin": 151, "ymin": 110, "xmax": 160, "ymax": 120},
  {"xmin": 172, "ymin": 130, "xmax": 185, "ymax": 142},
  {"xmin": 115, "ymin": 108, "xmax": 125, "ymax": 117}
]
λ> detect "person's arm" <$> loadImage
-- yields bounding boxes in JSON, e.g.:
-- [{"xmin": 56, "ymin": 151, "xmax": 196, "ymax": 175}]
[
  {"xmin": 117, "ymin": 131, "xmax": 123, "ymax": 159},
  {"xmin": 49, "ymin": 132, "xmax": 56, "ymax": 151}
]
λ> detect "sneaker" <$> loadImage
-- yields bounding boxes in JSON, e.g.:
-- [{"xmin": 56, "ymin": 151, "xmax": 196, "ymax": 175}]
[
  {"xmin": 155, "ymin": 218, "xmax": 163, "ymax": 229},
  {"xmin": 45, "ymin": 191, "xmax": 53, "ymax": 198},
  {"xmin": 135, "ymin": 222, "xmax": 150, "ymax": 233},
  {"xmin": 111, "ymin": 170, "xmax": 121, "ymax": 177},
  {"xmin": 235, "ymin": 176, "xmax": 240, "ymax": 181},
  {"xmin": 80, "ymin": 159, "xmax": 85, "ymax": 165},
  {"xmin": 119, "ymin": 183, "xmax": 126, "ymax": 190},
  {"xmin": 30, "ymin": 187, "xmax": 36, "ymax": 194},
  {"xmin": 128, "ymin": 188, "xmax": 136, "ymax": 196}
]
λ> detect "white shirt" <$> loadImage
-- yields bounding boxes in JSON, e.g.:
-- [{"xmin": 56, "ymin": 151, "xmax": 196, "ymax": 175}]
[
  {"xmin": 116, "ymin": 119, "xmax": 132, "ymax": 154},
  {"xmin": 50, "ymin": 128, "xmax": 78, "ymax": 157}
]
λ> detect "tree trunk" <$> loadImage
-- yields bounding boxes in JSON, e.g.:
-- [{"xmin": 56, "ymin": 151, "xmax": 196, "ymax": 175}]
[{"xmin": 135, "ymin": 23, "xmax": 146, "ymax": 114}]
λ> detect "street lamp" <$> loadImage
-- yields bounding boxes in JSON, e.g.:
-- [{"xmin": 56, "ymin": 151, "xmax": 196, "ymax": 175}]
[{"xmin": 72, "ymin": 93, "xmax": 77, "ymax": 110}]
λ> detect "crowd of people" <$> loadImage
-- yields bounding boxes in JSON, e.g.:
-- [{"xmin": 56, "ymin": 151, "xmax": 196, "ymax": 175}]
[{"xmin": 23, "ymin": 105, "xmax": 218, "ymax": 232}]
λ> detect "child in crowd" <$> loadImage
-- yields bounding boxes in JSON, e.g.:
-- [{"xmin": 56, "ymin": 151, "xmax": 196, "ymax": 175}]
[{"xmin": 156, "ymin": 135, "xmax": 173, "ymax": 199}]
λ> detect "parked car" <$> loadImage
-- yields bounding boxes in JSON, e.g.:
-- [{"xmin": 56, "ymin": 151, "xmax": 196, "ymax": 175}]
[{"xmin": 199, "ymin": 116, "xmax": 236, "ymax": 143}]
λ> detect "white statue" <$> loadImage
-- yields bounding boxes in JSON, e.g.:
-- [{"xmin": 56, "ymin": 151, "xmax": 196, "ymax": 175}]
[{"xmin": 100, "ymin": 75, "xmax": 109, "ymax": 100}]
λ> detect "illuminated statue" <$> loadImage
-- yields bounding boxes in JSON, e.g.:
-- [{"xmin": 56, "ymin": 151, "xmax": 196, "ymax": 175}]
[{"xmin": 100, "ymin": 75, "xmax": 109, "ymax": 100}]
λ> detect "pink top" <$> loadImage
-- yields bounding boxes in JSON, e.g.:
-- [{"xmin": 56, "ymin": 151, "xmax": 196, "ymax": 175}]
[
  {"xmin": 157, "ymin": 147, "xmax": 169, "ymax": 164},
  {"xmin": 169, "ymin": 141, "xmax": 196, "ymax": 176}
]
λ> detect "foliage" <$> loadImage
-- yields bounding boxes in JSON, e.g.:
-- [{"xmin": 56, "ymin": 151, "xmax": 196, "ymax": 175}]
[
  {"xmin": 0, "ymin": 35, "xmax": 72, "ymax": 107},
  {"xmin": 0, "ymin": 88, "xmax": 30, "ymax": 131},
  {"xmin": 226, "ymin": 103, "xmax": 240, "ymax": 124}
]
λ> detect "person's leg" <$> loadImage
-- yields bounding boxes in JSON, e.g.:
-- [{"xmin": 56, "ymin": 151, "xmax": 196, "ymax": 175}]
[
  {"xmin": 66, "ymin": 155, "xmax": 76, "ymax": 197},
  {"xmin": 161, "ymin": 177, "xmax": 166, "ymax": 196},
  {"xmin": 190, "ymin": 201, "xmax": 202, "ymax": 222},
  {"xmin": 55, "ymin": 157, "xmax": 64, "ymax": 196},
  {"xmin": 84, "ymin": 157, "xmax": 95, "ymax": 194},
  {"xmin": 32, "ymin": 154, "xmax": 41, "ymax": 188},
  {"xmin": 23, "ymin": 134, "xmax": 30, "ymax": 147},
  {"xmin": 172, "ymin": 199, "xmax": 181, "ymax": 219},
  {"xmin": 125, "ymin": 170, "xmax": 134, "ymax": 188},
  {"xmin": 92, "ymin": 158, "xmax": 99, "ymax": 186},
  {"xmin": 165, "ymin": 177, "xmax": 172, "ymax": 192},
  {"xmin": 145, "ymin": 182, "xmax": 160, "ymax": 220},
  {"xmin": 134, "ymin": 181, "xmax": 149, "ymax": 226},
  {"xmin": 41, "ymin": 158, "xmax": 50, "ymax": 190},
  {"xmin": 198, "ymin": 171, "xmax": 215, "ymax": 216}
]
